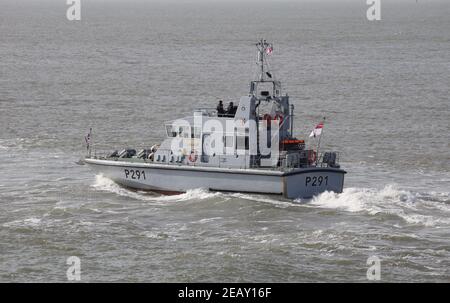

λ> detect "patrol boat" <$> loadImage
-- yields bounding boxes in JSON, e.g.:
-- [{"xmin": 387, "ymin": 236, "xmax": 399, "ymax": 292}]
[{"xmin": 83, "ymin": 40, "xmax": 346, "ymax": 199}]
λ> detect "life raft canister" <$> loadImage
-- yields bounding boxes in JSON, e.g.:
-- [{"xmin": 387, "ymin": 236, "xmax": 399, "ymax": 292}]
[{"xmin": 281, "ymin": 139, "xmax": 305, "ymax": 145}]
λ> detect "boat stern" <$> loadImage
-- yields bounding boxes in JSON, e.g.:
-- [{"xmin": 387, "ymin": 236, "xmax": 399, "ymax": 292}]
[{"xmin": 283, "ymin": 168, "xmax": 346, "ymax": 199}]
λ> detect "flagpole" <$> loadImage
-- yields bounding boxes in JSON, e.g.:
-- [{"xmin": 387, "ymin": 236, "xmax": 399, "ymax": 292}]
[
  {"xmin": 86, "ymin": 128, "xmax": 92, "ymax": 158},
  {"xmin": 316, "ymin": 117, "xmax": 325, "ymax": 166},
  {"xmin": 89, "ymin": 128, "xmax": 92, "ymax": 158}
]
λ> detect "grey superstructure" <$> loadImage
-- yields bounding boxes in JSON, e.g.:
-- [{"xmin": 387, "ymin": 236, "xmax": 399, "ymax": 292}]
[{"xmin": 84, "ymin": 40, "xmax": 346, "ymax": 199}]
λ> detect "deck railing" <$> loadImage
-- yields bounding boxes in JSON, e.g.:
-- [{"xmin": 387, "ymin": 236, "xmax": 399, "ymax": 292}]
[{"xmin": 89, "ymin": 147, "xmax": 341, "ymax": 171}]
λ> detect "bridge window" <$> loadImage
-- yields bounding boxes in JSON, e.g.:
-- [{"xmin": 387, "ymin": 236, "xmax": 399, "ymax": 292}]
[
  {"xmin": 236, "ymin": 135, "xmax": 249, "ymax": 150},
  {"xmin": 166, "ymin": 125, "xmax": 177, "ymax": 137},
  {"xmin": 224, "ymin": 136, "xmax": 234, "ymax": 148}
]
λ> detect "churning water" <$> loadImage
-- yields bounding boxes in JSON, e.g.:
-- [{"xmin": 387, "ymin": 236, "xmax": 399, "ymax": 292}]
[{"xmin": 0, "ymin": 0, "xmax": 449, "ymax": 282}]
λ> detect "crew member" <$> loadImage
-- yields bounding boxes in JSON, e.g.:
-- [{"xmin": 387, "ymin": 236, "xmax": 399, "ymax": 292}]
[
  {"xmin": 226, "ymin": 102, "xmax": 235, "ymax": 116},
  {"xmin": 217, "ymin": 100, "xmax": 225, "ymax": 115}
]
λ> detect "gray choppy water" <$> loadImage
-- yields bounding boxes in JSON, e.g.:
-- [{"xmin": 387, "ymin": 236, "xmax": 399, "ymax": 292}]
[{"xmin": 0, "ymin": 0, "xmax": 449, "ymax": 282}]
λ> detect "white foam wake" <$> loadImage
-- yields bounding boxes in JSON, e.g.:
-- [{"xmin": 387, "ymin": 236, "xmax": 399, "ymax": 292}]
[
  {"xmin": 229, "ymin": 192, "xmax": 295, "ymax": 208},
  {"xmin": 306, "ymin": 185, "xmax": 450, "ymax": 227},
  {"xmin": 91, "ymin": 175, "xmax": 450, "ymax": 227},
  {"xmin": 92, "ymin": 174, "xmax": 222, "ymax": 203}
]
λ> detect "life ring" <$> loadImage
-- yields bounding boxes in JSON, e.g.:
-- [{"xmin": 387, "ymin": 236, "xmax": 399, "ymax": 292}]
[
  {"xmin": 308, "ymin": 150, "xmax": 317, "ymax": 164},
  {"xmin": 148, "ymin": 152, "xmax": 154, "ymax": 161},
  {"xmin": 188, "ymin": 152, "xmax": 198, "ymax": 162},
  {"xmin": 150, "ymin": 144, "xmax": 160, "ymax": 153},
  {"xmin": 273, "ymin": 114, "xmax": 283, "ymax": 125}
]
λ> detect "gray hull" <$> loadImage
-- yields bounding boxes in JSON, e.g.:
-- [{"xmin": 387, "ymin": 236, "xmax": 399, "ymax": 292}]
[{"xmin": 85, "ymin": 159, "xmax": 345, "ymax": 199}]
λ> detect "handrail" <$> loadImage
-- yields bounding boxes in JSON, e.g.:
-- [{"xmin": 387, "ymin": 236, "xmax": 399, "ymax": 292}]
[{"xmin": 90, "ymin": 147, "xmax": 341, "ymax": 171}]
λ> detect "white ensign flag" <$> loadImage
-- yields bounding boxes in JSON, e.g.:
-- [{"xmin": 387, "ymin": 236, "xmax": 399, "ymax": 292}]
[{"xmin": 309, "ymin": 122, "xmax": 324, "ymax": 138}]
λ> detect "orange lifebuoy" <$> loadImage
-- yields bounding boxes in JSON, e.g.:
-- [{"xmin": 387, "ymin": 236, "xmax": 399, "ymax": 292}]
[{"xmin": 188, "ymin": 152, "xmax": 198, "ymax": 162}]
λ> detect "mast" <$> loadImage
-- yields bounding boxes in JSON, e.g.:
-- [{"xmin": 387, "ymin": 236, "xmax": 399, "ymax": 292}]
[
  {"xmin": 251, "ymin": 39, "xmax": 279, "ymax": 96},
  {"xmin": 255, "ymin": 39, "xmax": 272, "ymax": 82}
]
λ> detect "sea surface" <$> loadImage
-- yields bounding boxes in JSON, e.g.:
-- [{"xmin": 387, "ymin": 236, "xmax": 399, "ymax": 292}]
[{"xmin": 0, "ymin": 0, "xmax": 449, "ymax": 282}]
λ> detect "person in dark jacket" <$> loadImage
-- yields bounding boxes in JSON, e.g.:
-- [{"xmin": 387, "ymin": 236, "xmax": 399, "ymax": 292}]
[{"xmin": 217, "ymin": 100, "xmax": 225, "ymax": 115}]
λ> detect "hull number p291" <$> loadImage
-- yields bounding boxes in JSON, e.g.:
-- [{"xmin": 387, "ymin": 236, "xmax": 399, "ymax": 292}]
[
  {"xmin": 124, "ymin": 169, "xmax": 146, "ymax": 180},
  {"xmin": 305, "ymin": 175, "xmax": 328, "ymax": 187}
]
